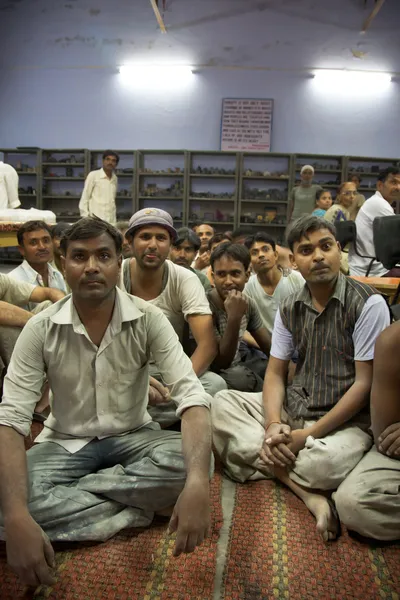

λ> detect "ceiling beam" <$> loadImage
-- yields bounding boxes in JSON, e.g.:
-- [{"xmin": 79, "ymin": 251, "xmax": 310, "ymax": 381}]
[
  {"xmin": 150, "ymin": 0, "xmax": 167, "ymax": 33},
  {"xmin": 362, "ymin": 0, "xmax": 386, "ymax": 33}
]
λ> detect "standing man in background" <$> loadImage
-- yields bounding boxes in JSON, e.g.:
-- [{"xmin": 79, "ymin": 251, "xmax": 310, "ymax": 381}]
[
  {"xmin": 0, "ymin": 160, "xmax": 20, "ymax": 210},
  {"xmin": 290, "ymin": 165, "xmax": 323, "ymax": 220},
  {"xmin": 79, "ymin": 150, "xmax": 119, "ymax": 226}
]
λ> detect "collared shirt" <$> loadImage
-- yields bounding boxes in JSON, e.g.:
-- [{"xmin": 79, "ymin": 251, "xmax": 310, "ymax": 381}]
[
  {"xmin": 0, "ymin": 161, "xmax": 20, "ymax": 209},
  {"xmin": 79, "ymin": 168, "xmax": 118, "ymax": 225},
  {"xmin": 9, "ymin": 259, "xmax": 67, "ymax": 310},
  {"xmin": 207, "ymin": 290, "xmax": 263, "ymax": 366},
  {"xmin": 0, "ymin": 273, "xmax": 35, "ymax": 306},
  {"xmin": 270, "ymin": 273, "xmax": 389, "ymax": 420},
  {"xmin": 0, "ymin": 288, "xmax": 211, "ymax": 453},
  {"xmin": 349, "ymin": 191, "xmax": 395, "ymax": 277}
]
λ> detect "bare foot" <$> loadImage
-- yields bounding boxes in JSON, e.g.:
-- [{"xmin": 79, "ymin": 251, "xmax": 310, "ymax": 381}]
[{"xmin": 302, "ymin": 492, "xmax": 339, "ymax": 542}]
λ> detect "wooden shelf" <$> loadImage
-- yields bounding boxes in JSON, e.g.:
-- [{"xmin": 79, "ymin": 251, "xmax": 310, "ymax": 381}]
[
  {"xmin": 239, "ymin": 222, "xmax": 287, "ymax": 228},
  {"xmin": 189, "ymin": 197, "xmax": 235, "ymax": 202},
  {"xmin": 139, "ymin": 172, "xmax": 184, "ymax": 177},
  {"xmin": 190, "ymin": 173, "xmax": 236, "ymax": 178},
  {"xmin": 241, "ymin": 199, "xmax": 289, "ymax": 204},
  {"xmin": 18, "ymin": 193, "xmax": 36, "ymax": 197},
  {"xmin": 242, "ymin": 175, "xmax": 289, "ymax": 181},
  {"xmin": 42, "ymin": 195, "xmax": 80, "ymax": 199},
  {"xmin": 42, "ymin": 162, "xmax": 85, "ymax": 167},
  {"xmin": 43, "ymin": 177, "xmax": 84, "ymax": 181},
  {"xmin": 138, "ymin": 196, "xmax": 183, "ymax": 201},
  {"xmin": 15, "ymin": 171, "xmax": 37, "ymax": 175}
]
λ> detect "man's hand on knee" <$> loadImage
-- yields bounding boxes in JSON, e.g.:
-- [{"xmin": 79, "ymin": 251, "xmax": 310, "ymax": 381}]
[
  {"xmin": 168, "ymin": 478, "xmax": 210, "ymax": 557},
  {"xmin": 5, "ymin": 511, "xmax": 56, "ymax": 588},
  {"xmin": 378, "ymin": 422, "xmax": 400, "ymax": 458},
  {"xmin": 260, "ymin": 422, "xmax": 295, "ymax": 468}
]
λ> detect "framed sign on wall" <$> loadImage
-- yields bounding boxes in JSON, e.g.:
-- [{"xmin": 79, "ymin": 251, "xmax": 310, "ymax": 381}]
[{"xmin": 220, "ymin": 98, "xmax": 273, "ymax": 152}]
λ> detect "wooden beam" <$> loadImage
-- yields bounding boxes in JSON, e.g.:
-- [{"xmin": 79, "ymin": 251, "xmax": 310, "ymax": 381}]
[
  {"xmin": 150, "ymin": 0, "xmax": 167, "ymax": 33},
  {"xmin": 362, "ymin": 0, "xmax": 386, "ymax": 33}
]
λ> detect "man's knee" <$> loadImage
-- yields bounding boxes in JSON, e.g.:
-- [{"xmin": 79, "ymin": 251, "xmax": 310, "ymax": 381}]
[{"xmin": 199, "ymin": 371, "xmax": 227, "ymax": 396}]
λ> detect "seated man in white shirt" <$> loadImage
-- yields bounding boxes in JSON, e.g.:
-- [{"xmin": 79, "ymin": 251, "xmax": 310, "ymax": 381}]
[
  {"xmin": 0, "ymin": 217, "xmax": 213, "ymax": 589},
  {"xmin": 9, "ymin": 220, "xmax": 67, "ymax": 309},
  {"xmin": 349, "ymin": 167, "xmax": 400, "ymax": 277},
  {"xmin": 120, "ymin": 208, "xmax": 227, "ymax": 428},
  {"xmin": 244, "ymin": 232, "xmax": 304, "ymax": 335},
  {"xmin": 79, "ymin": 150, "xmax": 119, "ymax": 226}
]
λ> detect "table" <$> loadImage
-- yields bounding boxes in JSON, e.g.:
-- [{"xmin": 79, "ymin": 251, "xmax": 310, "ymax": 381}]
[
  {"xmin": 0, "ymin": 223, "xmax": 20, "ymax": 247},
  {"xmin": 350, "ymin": 276, "xmax": 400, "ymax": 304}
]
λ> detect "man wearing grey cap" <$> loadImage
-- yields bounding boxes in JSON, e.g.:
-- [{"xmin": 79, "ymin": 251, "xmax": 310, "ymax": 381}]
[
  {"xmin": 290, "ymin": 165, "xmax": 323, "ymax": 220},
  {"xmin": 121, "ymin": 208, "xmax": 227, "ymax": 427}
]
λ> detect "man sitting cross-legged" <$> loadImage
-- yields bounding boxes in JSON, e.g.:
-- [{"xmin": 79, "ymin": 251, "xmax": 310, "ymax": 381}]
[
  {"xmin": 207, "ymin": 242, "xmax": 270, "ymax": 392},
  {"xmin": 120, "ymin": 208, "xmax": 226, "ymax": 427},
  {"xmin": 0, "ymin": 217, "xmax": 213, "ymax": 589},
  {"xmin": 335, "ymin": 321, "xmax": 400, "ymax": 540},
  {"xmin": 211, "ymin": 215, "xmax": 390, "ymax": 541}
]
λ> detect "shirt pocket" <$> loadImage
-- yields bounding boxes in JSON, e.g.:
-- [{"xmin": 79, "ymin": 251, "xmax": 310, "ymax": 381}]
[{"xmin": 112, "ymin": 362, "xmax": 149, "ymax": 414}]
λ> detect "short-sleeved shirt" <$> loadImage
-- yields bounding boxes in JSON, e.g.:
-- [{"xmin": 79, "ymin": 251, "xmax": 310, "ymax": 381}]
[
  {"xmin": 9, "ymin": 259, "xmax": 67, "ymax": 311},
  {"xmin": 349, "ymin": 191, "xmax": 395, "ymax": 277},
  {"xmin": 270, "ymin": 273, "xmax": 390, "ymax": 420},
  {"xmin": 291, "ymin": 184, "xmax": 323, "ymax": 219},
  {"xmin": 207, "ymin": 290, "xmax": 263, "ymax": 366},
  {"xmin": 0, "ymin": 273, "xmax": 35, "ymax": 307},
  {"xmin": 120, "ymin": 259, "xmax": 212, "ymax": 342},
  {"xmin": 244, "ymin": 269, "xmax": 305, "ymax": 334}
]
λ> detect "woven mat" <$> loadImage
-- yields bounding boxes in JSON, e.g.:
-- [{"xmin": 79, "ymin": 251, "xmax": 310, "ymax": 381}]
[
  {"xmin": 222, "ymin": 479, "xmax": 400, "ymax": 600},
  {"xmin": 0, "ymin": 425, "xmax": 223, "ymax": 600}
]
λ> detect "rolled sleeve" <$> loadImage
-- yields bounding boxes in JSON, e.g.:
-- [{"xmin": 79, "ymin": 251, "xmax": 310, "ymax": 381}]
[
  {"xmin": 146, "ymin": 308, "xmax": 212, "ymax": 416},
  {"xmin": 0, "ymin": 319, "xmax": 46, "ymax": 435},
  {"xmin": 0, "ymin": 273, "xmax": 35, "ymax": 306},
  {"xmin": 179, "ymin": 272, "xmax": 212, "ymax": 320}
]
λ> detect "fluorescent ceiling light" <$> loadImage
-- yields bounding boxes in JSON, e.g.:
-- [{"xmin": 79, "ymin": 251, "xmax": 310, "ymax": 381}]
[
  {"xmin": 118, "ymin": 65, "xmax": 194, "ymax": 86},
  {"xmin": 313, "ymin": 69, "xmax": 392, "ymax": 91}
]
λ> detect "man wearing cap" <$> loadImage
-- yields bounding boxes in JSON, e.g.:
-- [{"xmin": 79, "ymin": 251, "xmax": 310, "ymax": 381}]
[
  {"xmin": 121, "ymin": 208, "xmax": 227, "ymax": 427},
  {"xmin": 290, "ymin": 166, "xmax": 323, "ymax": 221}
]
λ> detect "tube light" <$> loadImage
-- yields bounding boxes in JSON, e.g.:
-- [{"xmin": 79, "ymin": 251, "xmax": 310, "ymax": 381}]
[
  {"xmin": 118, "ymin": 65, "xmax": 194, "ymax": 86},
  {"xmin": 313, "ymin": 69, "xmax": 392, "ymax": 92}
]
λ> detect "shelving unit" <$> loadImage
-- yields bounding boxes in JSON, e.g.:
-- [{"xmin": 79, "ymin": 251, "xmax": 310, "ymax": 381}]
[
  {"xmin": 89, "ymin": 150, "xmax": 135, "ymax": 221},
  {"xmin": 41, "ymin": 149, "xmax": 89, "ymax": 221},
  {"xmin": 1, "ymin": 149, "xmax": 399, "ymax": 232},
  {"xmin": 136, "ymin": 150, "xmax": 187, "ymax": 227},
  {"xmin": 187, "ymin": 151, "xmax": 239, "ymax": 231},
  {"xmin": 237, "ymin": 152, "xmax": 293, "ymax": 242},
  {"xmin": 0, "ymin": 148, "xmax": 41, "ymax": 210}
]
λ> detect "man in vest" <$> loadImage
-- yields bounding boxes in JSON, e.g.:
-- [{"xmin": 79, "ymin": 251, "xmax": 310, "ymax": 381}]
[{"xmin": 211, "ymin": 215, "xmax": 390, "ymax": 542}]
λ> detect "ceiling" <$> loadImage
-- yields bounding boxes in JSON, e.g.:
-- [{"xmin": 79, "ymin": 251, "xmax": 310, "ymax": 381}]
[{"xmin": 0, "ymin": 0, "xmax": 399, "ymax": 73}]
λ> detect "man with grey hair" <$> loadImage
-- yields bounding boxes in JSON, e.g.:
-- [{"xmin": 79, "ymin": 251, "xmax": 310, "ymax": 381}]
[
  {"xmin": 290, "ymin": 165, "xmax": 323, "ymax": 220},
  {"xmin": 211, "ymin": 215, "xmax": 390, "ymax": 542}
]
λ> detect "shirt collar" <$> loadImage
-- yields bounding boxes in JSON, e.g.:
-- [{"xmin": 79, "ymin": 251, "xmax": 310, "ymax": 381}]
[
  {"xmin": 50, "ymin": 287, "xmax": 144, "ymax": 330},
  {"xmin": 20, "ymin": 259, "xmax": 50, "ymax": 285},
  {"xmin": 100, "ymin": 168, "xmax": 117, "ymax": 181},
  {"xmin": 295, "ymin": 272, "xmax": 346, "ymax": 310}
]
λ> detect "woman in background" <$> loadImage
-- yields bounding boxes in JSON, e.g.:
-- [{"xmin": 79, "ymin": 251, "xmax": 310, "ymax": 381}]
[{"xmin": 324, "ymin": 181, "xmax": 358, "ymax": 274}]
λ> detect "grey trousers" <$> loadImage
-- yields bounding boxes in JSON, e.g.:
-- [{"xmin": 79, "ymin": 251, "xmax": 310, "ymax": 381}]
[
  {"xmin": 148, "ymin": 369, "xmax": 227, "ymax": 428},
  {"xmin": 0, "ymin": 423, "xmax": 186, "ymax": 543},
  {"xmin": 218, "ymin": 364, "xmax": 264, "ymax": 393},
  {"xmin": 334, "ymin": 445, "xmax": 400, "ymax": 541},
  {"xmin": 211, "ymin": 390, "xmax": 372, "ymax": 485}
]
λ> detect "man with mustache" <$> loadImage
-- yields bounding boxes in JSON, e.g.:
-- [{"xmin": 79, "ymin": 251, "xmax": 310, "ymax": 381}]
[
  {"xmin": 9, "ymin": 221, "xmax": 67, "ymax": 309},
  {"xmin": 211, "ymin": 215, "xmax": 390, "ymax": 542},
  {"xmin": 120, "ymin": 208, "xmax": 226, "ymax": 427}
]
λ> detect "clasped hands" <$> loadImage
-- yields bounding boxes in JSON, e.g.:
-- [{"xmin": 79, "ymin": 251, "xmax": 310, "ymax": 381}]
[
  {"xmin": 259, "ymin": 422, "xmax": 308, "ymax": 469},
  {"xmin": 378, "ymin": 422, "xmax": 400, "ymax": 459}
]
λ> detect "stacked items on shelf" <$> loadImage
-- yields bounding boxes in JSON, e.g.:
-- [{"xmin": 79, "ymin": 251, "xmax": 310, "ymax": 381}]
[
  {"xmin": 188, "ymin": 151, "xmax": 238, "ymax": 228},
  {"xmin": 42, "ymin": 149, "xmax": 88, "ymax": 221},
  {"xmin": 90, "ymin": 150, "xmax": 135, "ymax": 219},
  {"xmin": 136, "ymin": 150, "xmax": 186, "ymax": 224},
  {"xmin": 294, "ymin": 154, "xmax": 344, "ymax": 193},
  {"xmin": 239, "ymin": 153, "xmax": 293, "ymax": 229}
]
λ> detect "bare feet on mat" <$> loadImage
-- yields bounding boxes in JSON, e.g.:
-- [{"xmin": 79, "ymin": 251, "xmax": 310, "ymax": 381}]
[{"xmin": 303, "ymin": 492, "xmax": 340, "ymax": 542}]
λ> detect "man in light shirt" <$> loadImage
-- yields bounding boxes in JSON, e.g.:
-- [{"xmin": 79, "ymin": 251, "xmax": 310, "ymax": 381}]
[
  {"xmin": 244, "ymin": 232, "xmax": 304, "ymax": 334},
  {"xmin": 9, "ymin": 220, "xmax": 67, "ymax": 309},
  {"xmin": 79, "ymin": 150, "xmax": 119, "ymax": 225},
  {"xmin": 0, "ymin": 160, "xmax": 20, "ymax": 210},
  {"xmin": 0, "ymin": 217, "xmax": 213, "ymax": 589},
  {"xmin": 349, "ymin": 167, "xmax": 400, "ymax": 277}
]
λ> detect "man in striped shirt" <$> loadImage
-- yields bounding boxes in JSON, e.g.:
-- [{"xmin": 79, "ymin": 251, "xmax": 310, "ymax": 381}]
[{"xmin": 211, "ymin": 215, "xmax": 390, "ymax": 542}]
